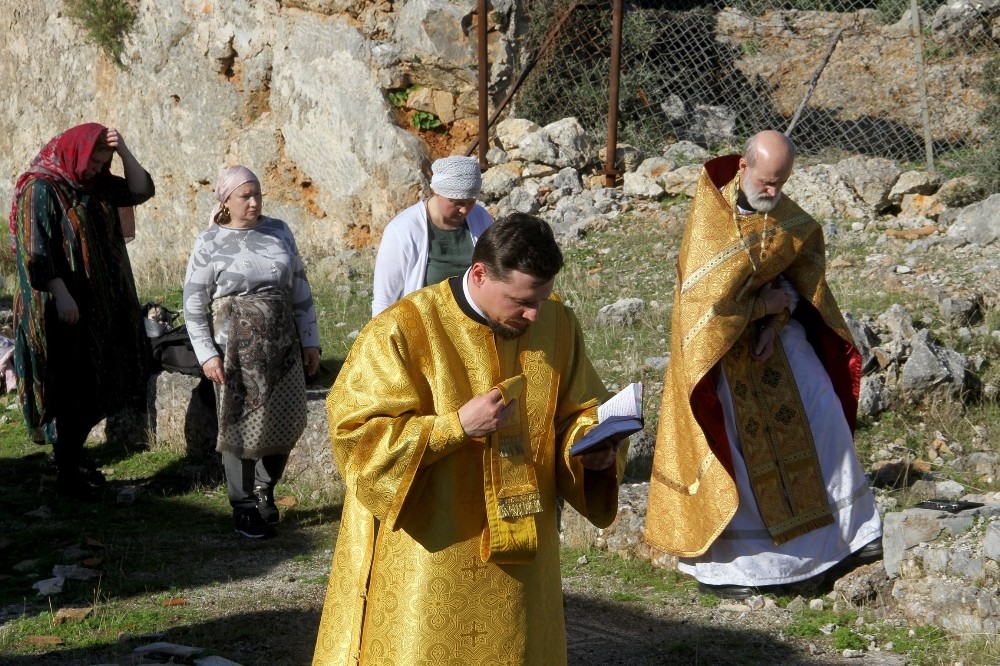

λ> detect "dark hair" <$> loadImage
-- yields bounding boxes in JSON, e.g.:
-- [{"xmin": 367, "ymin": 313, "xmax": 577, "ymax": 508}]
[
  {"xmin": 471, "ymin": 213, "xmax": 564, "ymax": 282},
  {"xmin": 94, "ymin": 130, "xmax": 111, "ymax": 152}
]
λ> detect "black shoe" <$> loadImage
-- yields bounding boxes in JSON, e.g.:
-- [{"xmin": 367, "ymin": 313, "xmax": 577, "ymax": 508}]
[
  {"xmin": 253, "ymin": 486, "xmax": 279, "ymax": 525},
  {"xmin": 698, "ymin": 582, "xmax": 758, "ymax": 600},
  {"xmin": 55, "ymin": 471, "xmax": 101, "ymax": 501},
  {"xmin": 78, "ymin": 456, "xmax": 107, "ymax": 487},
  {"xmin": 847, "ymin": 537, "xmax": 883, "ymax": 565},
  {"xmin": 234, "ymin": 508, "xmax": 274, "ymax": 539}
]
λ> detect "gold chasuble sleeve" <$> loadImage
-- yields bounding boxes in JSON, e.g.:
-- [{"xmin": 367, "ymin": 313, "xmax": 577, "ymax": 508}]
[
  {"xmin": 643, "ymin": 157, "xmax": 860, "ymax": 558},
  {"xmin": 313, "ymin": 281, "xmax": 625, "ymax": 666}
]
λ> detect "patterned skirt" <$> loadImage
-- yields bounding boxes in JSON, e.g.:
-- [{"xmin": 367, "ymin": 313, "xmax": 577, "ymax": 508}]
[{"xmin": 211, "ymin": 293, "xmax": 307, "ymax": 459}]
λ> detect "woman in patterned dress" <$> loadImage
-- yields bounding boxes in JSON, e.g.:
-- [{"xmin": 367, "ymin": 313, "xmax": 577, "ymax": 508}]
[
  {"xmin": 10, "ymin": 123, "xmax": 155, "ymax": 499},
  {"xmin": 183, "ymin": 166, "xmax": 320, "ymax": 538}
]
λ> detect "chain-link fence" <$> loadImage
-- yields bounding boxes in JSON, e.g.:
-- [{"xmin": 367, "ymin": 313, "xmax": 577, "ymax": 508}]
[{"xmin": 505, "ymin": 0, "xmax": 1000, "ymax": 169}]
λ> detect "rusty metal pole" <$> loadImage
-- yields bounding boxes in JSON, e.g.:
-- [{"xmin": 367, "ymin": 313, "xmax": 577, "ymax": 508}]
[
  {"xmin": 603, "ymin": 0, "xmax": 623, "ymax": 187},
  {"xmin": 910, "ymin": 0, "xmax": 936, "ymax": 173},
  {"xmin": 477, "ymin": 0, "xmax": 489, "ymax": 169},
  {"xmin": 466, "ymin": 3, "xmax": 590, "ymax": 158}
]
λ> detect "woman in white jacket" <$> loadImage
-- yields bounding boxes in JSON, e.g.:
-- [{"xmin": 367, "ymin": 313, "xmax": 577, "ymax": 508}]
[{"xmin": 372, "ymin": 156, "xmax": 493, "ymax": 316}]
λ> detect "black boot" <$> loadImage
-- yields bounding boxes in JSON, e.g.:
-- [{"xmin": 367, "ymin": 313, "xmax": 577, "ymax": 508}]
[
  {"xmin": 55, "ymin": 468, "xmax": 101, "ymax": 500},
  {"xmin": 77, "ymin": 455, "xmax": 108, "ymax": 487},
  {"xmin": 233, "ymin": 507, "xmax": 274, "ymax": 539},
  {"xmin": 253, "ymin": 486, "xmax": 279, "ymax": 525},
  {"xmin": 53, "ymin": 452, "xmax": 105, "ymax": 500}
]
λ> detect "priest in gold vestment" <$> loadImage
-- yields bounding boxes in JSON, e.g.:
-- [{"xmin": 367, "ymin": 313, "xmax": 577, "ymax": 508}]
[
  {"xmin": 643, "ymin": 131, "xmax": 881, "ymax": 599},
  {"xmin": 312, "ymin": 214, "xmax": 627, "ymax": 665}
]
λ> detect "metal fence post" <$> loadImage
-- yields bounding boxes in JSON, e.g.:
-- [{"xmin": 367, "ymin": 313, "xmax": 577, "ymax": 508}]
[
  {"xmin": 477, "ymin": 0, "xmax": 489, "ymax": 170},
  {"xmin": 603, "ymin": 0, "xmax": 623, "ymax": 187},
  {"xmin": 910, "ymin": 0, "xmax": 936, "ymax": 173}
]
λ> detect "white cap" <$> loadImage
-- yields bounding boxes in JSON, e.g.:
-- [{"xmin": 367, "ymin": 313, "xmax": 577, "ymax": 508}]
[{"xmin": 430, "ymin": 156, "xmax": 482, "ymax": 200}]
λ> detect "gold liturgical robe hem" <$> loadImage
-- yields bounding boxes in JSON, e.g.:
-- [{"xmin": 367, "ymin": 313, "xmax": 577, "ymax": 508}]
[
  {"xmin": 644, "ymin": 155, "xmax": 860, "ymax": 558},
  {"xmin": 313, "ymin": 281, "xmax": 626, "ymax": 666}
]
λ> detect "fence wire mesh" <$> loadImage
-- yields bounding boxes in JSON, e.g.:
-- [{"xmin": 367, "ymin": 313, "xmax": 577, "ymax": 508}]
[{"xmin": 506, "ymin": 0, "xmax": 1000, "ymax": 167}]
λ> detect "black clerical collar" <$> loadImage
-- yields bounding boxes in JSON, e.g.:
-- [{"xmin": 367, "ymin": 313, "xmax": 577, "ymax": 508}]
[
  {"xmin": 736, "ymin": 187, "xmax": 756, "ymax": 213},
  {"xmin": 449, "ymin": 275, "xmax": 488, "ymax": 325}
]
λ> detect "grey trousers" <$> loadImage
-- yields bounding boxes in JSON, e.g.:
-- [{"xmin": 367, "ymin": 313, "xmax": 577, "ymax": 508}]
[{"xmin": 221, "ymin": 451, "xmax": 288, "ymax": 509}]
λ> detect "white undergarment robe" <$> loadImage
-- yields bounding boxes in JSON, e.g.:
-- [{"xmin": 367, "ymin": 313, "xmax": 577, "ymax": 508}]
[{"xmin": 678, "ymin": 277, "xmax": 882, "ymax": 587}]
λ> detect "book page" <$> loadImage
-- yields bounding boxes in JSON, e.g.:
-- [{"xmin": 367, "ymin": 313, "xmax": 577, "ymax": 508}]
[{"xmin": 598, "ymin": 382, "xmax": 643, "ymax": 422}]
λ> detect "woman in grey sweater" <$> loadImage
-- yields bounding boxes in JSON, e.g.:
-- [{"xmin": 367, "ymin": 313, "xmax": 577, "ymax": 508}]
[{"xmin": 183, "ymin": 165, "xmax": 320, "ymax": 538}]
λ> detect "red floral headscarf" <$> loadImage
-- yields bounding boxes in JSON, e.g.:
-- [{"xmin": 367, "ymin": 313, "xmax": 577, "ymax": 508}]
[{"xmin": 8, "ymin": 122, "xmax": 110, "ymax": 252}]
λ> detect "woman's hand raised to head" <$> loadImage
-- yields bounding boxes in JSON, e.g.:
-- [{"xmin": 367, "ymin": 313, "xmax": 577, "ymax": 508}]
[
  {"xmin": 104, "ymin": 127, "xmax": 151, "ymax": 194},
  {"xmin": 103, "ymin": 128, "xmax": 129, "ymax": 156}
]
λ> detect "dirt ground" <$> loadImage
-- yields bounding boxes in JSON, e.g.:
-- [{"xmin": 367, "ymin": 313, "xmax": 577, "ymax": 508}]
[
  {"xmin": 2, "ymin": 509, "xmax": 911, "ymax": 666},
  {"xmin": 562, "ymin": 588, "xmax": 908, "ymax": 666}
]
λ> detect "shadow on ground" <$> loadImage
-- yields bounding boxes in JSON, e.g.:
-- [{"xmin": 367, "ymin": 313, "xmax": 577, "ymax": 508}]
[
  {"xmin": 0, "ymin": 439, "xmax": 341, "ymax": 615},
  {"xmin": 565, "ymin": 591, "xmax": 847, "ymax": 666},
  {"xmin": 3, "ymin": 592, "xmax": 848, "ymax": 666}
]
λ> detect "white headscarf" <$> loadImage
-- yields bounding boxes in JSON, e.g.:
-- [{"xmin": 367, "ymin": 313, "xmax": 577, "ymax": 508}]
[{"xmin": 430, "ymin": 156, "xmax": 482, "ymax": 200}]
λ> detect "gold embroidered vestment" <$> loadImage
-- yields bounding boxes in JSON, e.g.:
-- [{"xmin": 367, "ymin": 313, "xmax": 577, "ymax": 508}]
[
  {"xmin": 643, "ymin": 156, "xmax": 861, "ymax": 558},
  {"xmin": 312, "ymin": 281, "xmax": 626, "ymax": 666}
]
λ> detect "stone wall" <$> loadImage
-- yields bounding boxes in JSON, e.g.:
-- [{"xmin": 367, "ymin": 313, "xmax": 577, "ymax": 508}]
[{"xmin": 97, "ymin": 371, "xmax": 341, "ymax": 498}]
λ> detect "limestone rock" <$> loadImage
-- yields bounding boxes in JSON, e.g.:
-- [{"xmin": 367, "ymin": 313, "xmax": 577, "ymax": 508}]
[
  {"xmin": 494, "ymin": 117, "xmax": 541, "ymax": 152},
  {"xmin": 662, "ymin": 140, "xmax": 709, "ymax": 165},
  {"xmin": 835, "ymin": 156, "xmax": 901, "ymax": 215},
  {"xmin": 622, "ymin": 172, "xmax": 664, "ymax": 200},
  {"xmin": 859, "ymin": 375, "xmax": 889, "ymax": 419},
  {"xmin": 659, "ymin": 164, "xmax": 701, "ymax": 197},
  {"xmin": 877, "ymin": 304, "xmax": 917, "ymax": 342},
  {"xmin": 946, "ymin": 193, "xmax": 1000, "ymax": 246},
  {"xmin": 783, "ymin": 164, "xmax": 867, "ymax": 220},
  {"xmin": 0, "ymin": 0, "xmax": 500, "ymax": 274},
  {"xmin": 844, "ymin": 311, "xmax": 880, "ymax": 373},
  {"xmin": 480, "ymin": 161, "xmax": 521, "ymax": 200},
  {"xmin": 600, "ymin": 144, "xmax": 645, "ymax": 173},
  {"xmin": 832, "ymin": 562, "xmax": 892, "ymax": 604},
  {"xmin": 596, "ymin": 298, "xmax": 647, "ymax": 327},
  {"xmin": 888, "ymin": 170, "xmax": 943, "ymax": 206}
]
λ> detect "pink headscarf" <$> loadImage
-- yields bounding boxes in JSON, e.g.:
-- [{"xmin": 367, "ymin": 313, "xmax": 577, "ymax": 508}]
[{"xmin": 208, "ymin": 165, "xmax": 260, "ymax": 226}]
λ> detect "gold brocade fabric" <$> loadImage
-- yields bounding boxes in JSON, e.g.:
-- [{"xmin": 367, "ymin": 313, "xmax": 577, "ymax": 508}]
[
  {"xmin": 312, "ymin": 281, "xmax": 627, "ymax": 666},
  {"xmin": 721, "ymin": 323, "xmax": 833, "ymax": 544},
  {"xmin": 481, "ymin": 371, "xmax": 543, "ymax": 564},
  {"xmin": 643, "ymin": 157, "xmax": 856, "ymax": 558}
]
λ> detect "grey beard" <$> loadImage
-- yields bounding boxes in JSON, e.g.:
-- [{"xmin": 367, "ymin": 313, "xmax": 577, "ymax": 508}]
[{"xmin": 747, "ymin": 190, "xmax": 781, "ymax": 213}]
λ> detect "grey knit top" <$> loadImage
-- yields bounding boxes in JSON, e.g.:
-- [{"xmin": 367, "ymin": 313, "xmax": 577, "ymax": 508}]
[{"xmin": 182, "ymin": 216, "xmax": 320, "ymax": 365}]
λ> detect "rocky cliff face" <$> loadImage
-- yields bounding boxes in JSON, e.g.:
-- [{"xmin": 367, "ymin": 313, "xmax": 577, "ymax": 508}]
[
  {"xmin": 2, "ymin": 2, "xmax": 995, "ymax": 279},
  {"xmin": 0, "ymin": 0, "xmax": 516, "ymax": 276}
]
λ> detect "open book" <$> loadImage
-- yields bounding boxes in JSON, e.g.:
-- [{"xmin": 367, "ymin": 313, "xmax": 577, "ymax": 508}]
[{"xmin": 570, "ymin": 382, "xmax": 644, "ymax": 456}]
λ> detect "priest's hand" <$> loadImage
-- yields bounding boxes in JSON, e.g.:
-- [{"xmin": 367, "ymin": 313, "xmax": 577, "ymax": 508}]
[
  {"xmin": 751, "ymin": 325, "xmax": 776, "ymax": 362},
  {"xmin": 580, "ymin": 436, "xmax": 625, "ymax": 471},
  {"xmin": 759, "ymin": 280, "xmax": 790, "ymax": 315},
  {"xmin": 459, "ymin": 389, "xmax": 516, "ymax": 438}
]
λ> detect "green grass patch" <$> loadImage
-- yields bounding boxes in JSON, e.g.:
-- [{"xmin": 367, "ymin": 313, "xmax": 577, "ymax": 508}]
[
  {"xmin": 785, "ymin": 608, "xmax": 859, "ymax": 639},
  {"xmin": 561, "ymin": 547, "xmax": 694, "ymax": 603},
  {"xmin": 298, "ymin": 575, "xmax": 329, "ymax": 586}
]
